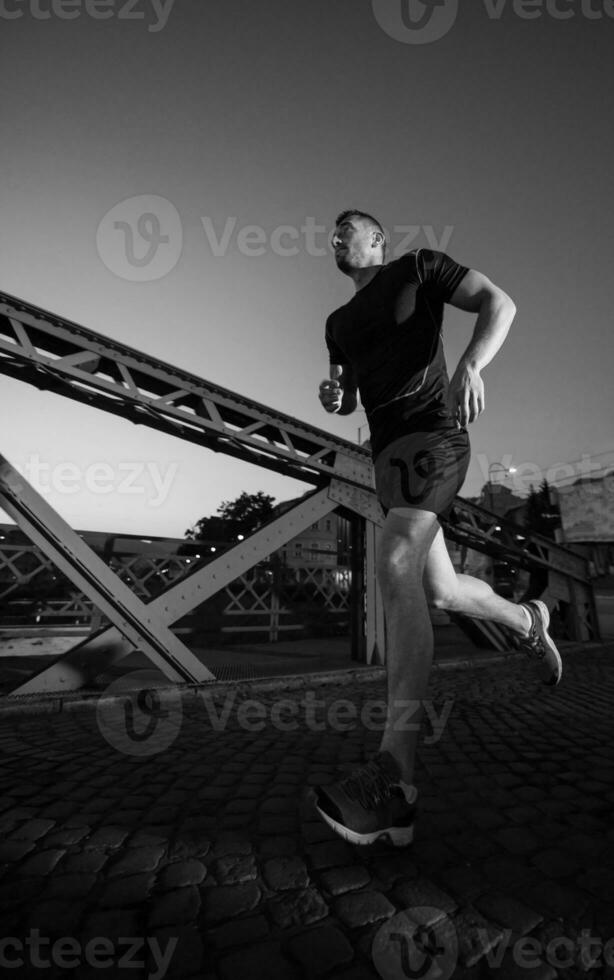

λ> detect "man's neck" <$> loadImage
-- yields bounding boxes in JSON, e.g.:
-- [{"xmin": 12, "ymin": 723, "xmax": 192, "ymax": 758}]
[{"xmin": 352, "ymin": 263, "xmax": 384, "ymax": 293}]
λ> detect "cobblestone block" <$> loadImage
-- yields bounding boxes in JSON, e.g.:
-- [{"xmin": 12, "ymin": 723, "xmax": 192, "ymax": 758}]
[
  {"xmin": 202, "ymin": 882, "xmax": 262, "ymax": 924},
  {"xmin": 560, "ymin": 832, "xmax": 605, "ymax": 859},
  {"xmin": 44, "ymin": 826, "xmax": 90, "ymax": 847},
  {"xmin": 44, "ymin": 872, "xmax": 98, "ymax": 899},
  {"xmin": 480, "ymin": 856, "xmax": 535, "ymax": 889},
  {"xmin": 531, "ymin": 847, "xmax": 584, "ymax": 878},
  {"xmin": 263, "ymin": 855, "xmax": 309, "ymax": 890},
  {"xmin": 233, "ymin": 782, "xmax": 264, "ymax": 798},
  {"xmin": 64, "ymin": 813, "xmax": 97, "ymax": 828},
  {"xmin": 147, "ymin": 806, "xmax": 179, "ymax": 823},
  {"xmin": 443, "ymin": 865, "xmax": 491, "ymax": 903},
  {"xmin": 17, "ymin": 848, "xmax": 66, "ymax": 876},
  {"xmin": 197, "ymin": 786, "xmax": 228, "ymax": 801},
  {"xmin": 98, "ymin": 872, "xmax": 156, "ymax": 908},
  {"xmin": 148, "ymin": 885, "xmax": 201, "ymax": 927},
  {"xmin": 168, "ymin": 833, "xmax": 211, "ymax": 860},
  {"xmin": 302, "ymin": 820, "xmax": 336, "ymax": 843},
  {"xmin": 392, "ymin": 876, "xmax": 458, "ymax": 916},
  {"xmin": 268, "ymin": 886, "xmax": 329, "ymax": 928},
  {"xmin": 0, "ymin": 877, "xmax": 46, "ymax": 908},
  {"xmin": 491, "ymin": 947, "xmax": 559, "ymax": 979},
  {"xmin": 127, "ymin": 828, "xmax": 169, "ymax": 847},
  {"xmin": 210, "ymin": 832, "xmax": 252, "ymax": 858},
  {"xmin": 9, "ymin": 818, "xmax": 56, "ymax": 840},
  {"xmin": 2, "ymin": 806, "xmax": 39, "ymax": 821},
  {"xmin": 223, "ymin": 797, "xmax": 258, "ymax": 814},
  {"xmin": 62, "ymin": 850, "xmax": 109, "ymax": 873},
  {"xmin": 565, "ymin": 811, "xmax": 607, "ymax": 833},
  {"xmin": 146, "ymin": 926, "xmax": 204, "ymax": 979},
  {"xmin": 495, "ymin": 827, "xmax": 541, "ymax": 856},
  {"xmin": 504, "ymin": 805, "xmax": 543, "ymax": 824},
  {"xmin": 260, "ymin": 795, "xmax": 297, "ymax": 813},
  {"xmin": 335, "ymin": 889, "xmax": 395, "ymax": 928},
  {"xmin": 335, "ymin": 963, "xmax": 382, "ymax": 980},
  {"xmin": 0, "ymin": 840, "xmax": 35, "ymax": 862},
  {"xmin": 83, "ymin": 826, "xmax": 130, "ymax": 850},
  {"xmin": 517, "ymin": 879, "xmax": 589, "ymax": 919},
  {"xmin": 454, "ymin": 905, "xmax": 505, "ymax": 967},
  {"xmin": 258, "ymin": 835, "xmax": 297, "ymax": 858},
  {"xmin": 107, "ymin": 844, "xmax": 166, "ymax": 877},
  {"xmin": 25, "ymin": 900, "xmax": 83, "ymax": 934},
  {"xmin": 448, "ymin": 831, "xmax": 498, "ymax": 861},
  {"xmin": 465, "ymin": 807, "xmax": 505, "ymax": 830},
  {"xmin": 285, "ymin": 924, "xmax": 354, "ymax": 976},
  {"xmin": 411, "ymin": 838, "xmax": 458, "ymax": 870},
  {"xmin": 257, "ymin": 814, "xmax": 298, "ymax": 834},
  {"xmin": 320, "ymin": 864, "xmax": 371, "ymax": 896},
  {"xmin": 158, "ymin": 859, "xmax": 207, "ymax": 889},
  {"xmin": 366, "ymin": 852, "xmax": 417, "ymax": 889},
  {"xmin": 306, "ymin": 839, "xmax": 357, "ymax": 870},
  {"xmin": 81, "ymin": 907, "xmax": 141, "ymax": 943},
  {"xmin": 213, "ymin": 853, "xmax": 258, "ymax": 884},
  {"xmin": 577, "ymin": 869, "xmax": 614, "ymax": 903},
  {"xmin": 218, "ymin": 940, "xmax": 299, "ymax": 980},
  {"xmin": 474, "ymin": 891, "xmax": 543, "ymax": 935},
  {"xmin": 207, "ymin": 913, "xmax": 271, "ymax": 949}
]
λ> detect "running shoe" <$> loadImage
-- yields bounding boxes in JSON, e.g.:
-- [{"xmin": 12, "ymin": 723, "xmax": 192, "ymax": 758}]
[
  {"xmin": 517, "ymin": 599, "xmax": 563, "ymax": 686},
  {"xmin": 312, "ymin": 750, "xmax": 417, "ymax": 847}
]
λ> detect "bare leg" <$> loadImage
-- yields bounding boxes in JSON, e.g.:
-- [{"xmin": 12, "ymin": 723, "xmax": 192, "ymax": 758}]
[
  {"xmin": 423, "ymin": 527, "xmax": 531, "ymax": 635},
  {"xmin": 376, "ymin": 507, "xmax": 441, "ymax": 785}
]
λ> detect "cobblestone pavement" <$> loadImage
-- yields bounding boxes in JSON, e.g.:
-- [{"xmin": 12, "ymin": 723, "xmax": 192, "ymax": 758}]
[{"xmin": 0, "ymin": 643, "xmax": 613, "ymax": 980}]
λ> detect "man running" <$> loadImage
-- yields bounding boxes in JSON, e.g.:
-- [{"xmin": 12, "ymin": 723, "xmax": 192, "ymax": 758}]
[{"xmin": 313, "ymin": 209, "xmax": 562, "ymax": 847}]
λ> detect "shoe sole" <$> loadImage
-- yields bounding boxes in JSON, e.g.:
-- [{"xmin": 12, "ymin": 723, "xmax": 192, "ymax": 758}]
[
  {"xmin": 530, "ymin": 600, "xmax": 563, "ymax": 686},
  {"xmin": 313, "ymin": 800, "xmax": 414, "ymax": 847}
]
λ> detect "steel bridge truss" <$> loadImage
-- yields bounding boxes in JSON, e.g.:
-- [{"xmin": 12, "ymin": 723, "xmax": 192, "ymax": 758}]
[{"xmin": 0, "ymin": 290, "xmax": 599, "ymax": 695}]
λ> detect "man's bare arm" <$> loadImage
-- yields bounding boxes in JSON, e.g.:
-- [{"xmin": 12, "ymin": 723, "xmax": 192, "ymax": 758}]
[
  {"xmin": 446, "ymin": 269, "xmax": 517, "ymax": 426},
  {"xmin": 449, "ymin": 269, "xmax": 517, "ymax": 371}
]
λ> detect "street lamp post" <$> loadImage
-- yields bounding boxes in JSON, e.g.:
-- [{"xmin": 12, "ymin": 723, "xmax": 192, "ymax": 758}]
[{"xmin": 487, "ymin": 462, "xmax": 517, "ymax": 513}]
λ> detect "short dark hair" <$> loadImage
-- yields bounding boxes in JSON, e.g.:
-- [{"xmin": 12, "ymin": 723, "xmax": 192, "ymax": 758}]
[{"xmin": 335, "ymin": 209, "xmax": 387, "ymax": 260}]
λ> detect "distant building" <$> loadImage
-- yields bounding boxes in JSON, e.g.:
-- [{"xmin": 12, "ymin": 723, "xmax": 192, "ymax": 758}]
[
  {"xmin": 270, "ymin": 495, "xmax": 349, "ymax": 568},
  {"xmin": 477, "ymin": 482, "xmax": 527, "ymax": 519},
  {"xmin": 554, "ymin": 474, "xmax": 614, "ymax": 577}
]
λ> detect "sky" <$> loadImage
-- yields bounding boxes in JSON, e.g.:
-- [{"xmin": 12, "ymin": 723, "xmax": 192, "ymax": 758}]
[{"xmin": 1, "ymin": 0, "xmax": 613, "ymax": 538}]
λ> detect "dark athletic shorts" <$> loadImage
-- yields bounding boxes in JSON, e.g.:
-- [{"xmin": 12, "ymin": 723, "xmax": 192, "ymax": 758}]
[{"xmin": 373, "ymin": 427, "xmax": 471, "ymax": 521}]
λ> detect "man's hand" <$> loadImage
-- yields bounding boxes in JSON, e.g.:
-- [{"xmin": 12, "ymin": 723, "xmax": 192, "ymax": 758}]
[
  {"xmin": 447, "ymin": 361, "xmax": 485, "ymax": 427},
  {"xmin": 319, "ymin": 377, "xmax": 343, "ymax": 413}
]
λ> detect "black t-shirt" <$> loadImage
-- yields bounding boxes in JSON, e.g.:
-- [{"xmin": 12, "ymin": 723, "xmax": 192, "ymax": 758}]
[{"xmin": 325, "ymin": 248, "xmax": 469, "ymax": 458}]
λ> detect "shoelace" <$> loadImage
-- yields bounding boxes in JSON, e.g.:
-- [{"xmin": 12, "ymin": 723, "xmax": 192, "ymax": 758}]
[{"xmin": 339, "ymin": 759, "xmax": 396, "ymax": 810}]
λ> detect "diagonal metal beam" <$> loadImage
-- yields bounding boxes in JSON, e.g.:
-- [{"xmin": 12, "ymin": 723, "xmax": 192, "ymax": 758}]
[
  {"xmin": 8, "ymin": 486, "xmax": 339, "ymax": 695},
  {"xmin": 0, "ymin": 290, "xmax": 592, "ymax": 587},
  {"xmin": 0, "ymin": 452, "xmax": 215, "ymax": 686}
]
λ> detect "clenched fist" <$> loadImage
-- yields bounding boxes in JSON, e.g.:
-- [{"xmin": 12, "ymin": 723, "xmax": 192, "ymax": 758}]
[{"xmin": 318, "ymin": 378, "xmax": 343, "ymax": 413}]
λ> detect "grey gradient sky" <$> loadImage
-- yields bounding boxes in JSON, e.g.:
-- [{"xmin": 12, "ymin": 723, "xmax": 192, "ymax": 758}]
[{"xmin": 1, "ymin": 0, "xmax": 613, "ymax": 537}]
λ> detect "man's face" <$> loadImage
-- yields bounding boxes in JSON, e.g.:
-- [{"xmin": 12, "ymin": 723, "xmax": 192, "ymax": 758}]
[{"xmin": 331, "ymin": 217, "xmax": 381, "ymax": 273}]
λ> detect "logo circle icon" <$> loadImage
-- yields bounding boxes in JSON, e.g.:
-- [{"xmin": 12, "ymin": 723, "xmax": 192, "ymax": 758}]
[
  {"xmin": 96, "ymin": 670, "xmax": 183, "ymax": 757},
  {"xmin": 372, "ymin": 907, "xmax": 458, "ymax": 980},
  {"xmin": 372, "ymin": 0, "xmax": 459, "ymax": 44},
  {"xmin": 96, "ymin": 194, "xmax": 183, "ymax": 282}
]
